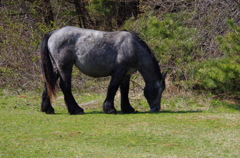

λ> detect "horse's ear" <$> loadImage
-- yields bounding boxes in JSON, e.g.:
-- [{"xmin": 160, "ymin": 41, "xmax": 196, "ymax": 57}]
[{"xmin": 162, "ymin": 71, "xmax": 167, "ymax": 80}]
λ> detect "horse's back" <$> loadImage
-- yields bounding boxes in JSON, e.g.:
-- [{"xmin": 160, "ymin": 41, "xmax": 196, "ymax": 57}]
[{"xmin": 48, "ymin": 26, "xmax": 140, "ymax": 77}]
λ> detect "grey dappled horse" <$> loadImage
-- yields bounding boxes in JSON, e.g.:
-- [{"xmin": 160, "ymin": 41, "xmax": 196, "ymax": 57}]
[{"xmin": 40, "ymin": 26, "xmax": 166, "ymax": 114}]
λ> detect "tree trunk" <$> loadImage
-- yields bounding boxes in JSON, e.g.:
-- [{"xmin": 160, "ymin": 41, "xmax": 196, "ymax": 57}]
[
  {"xmin": 74, "ymin": 0, "xmax": 86, "ymax": 28},
  {"xmin": 38, "ymin": 0, "xmax": 54, "ymax": 26},
  {"xmin": 117, "ymin": 0, "xmax": 140, "ymax": 26}
]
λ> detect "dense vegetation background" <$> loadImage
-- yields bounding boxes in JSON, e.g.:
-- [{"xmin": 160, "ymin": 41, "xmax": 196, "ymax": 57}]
[{"xmin": 0, "ymin": 0, "xmax": 239, "ymax": 97}]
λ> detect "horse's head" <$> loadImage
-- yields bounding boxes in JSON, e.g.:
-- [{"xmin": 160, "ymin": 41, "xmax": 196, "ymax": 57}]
[{"xmin": 144, "ymin": 72, "xmax": 167, "ymax": 112}]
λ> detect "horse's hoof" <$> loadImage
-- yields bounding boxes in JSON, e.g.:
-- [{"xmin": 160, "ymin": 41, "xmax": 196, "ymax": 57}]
[
  {"xmin": 103, "ymin": 108, "xmax": 117, "ymax": 114},
  {"xmin": 42, "ymin": 107, "xmax": 55, "ymax": 114},
  {"xmin": 69, "ymin": 108, "xmax": 85, "ymax": 115},
  {"xmin": 103, "ymin": 102, "xmax": 117, "ymax": 114},
  {"xmin": 45, "ymin": 111, "xmax": 55, "ymax": 114},
  {"xmin": 121, "ymin": 105, "xmax": 135, "ymax": 114},
  {"xmin": 122, "ymin": 107, "xmax": 136, "ymax": 114},
  {"xmin": 108, "ymin": 109, "xmax": 117, "ymax": 114},
  {"xmin": 70, "ymin": 111, "xmax": 85, "ymax": 115}
]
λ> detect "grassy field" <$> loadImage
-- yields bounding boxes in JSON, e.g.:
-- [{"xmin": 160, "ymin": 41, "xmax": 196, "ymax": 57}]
[{"xmin": 0, "ymin": 89, "xmax": 239, "ymax": 158}]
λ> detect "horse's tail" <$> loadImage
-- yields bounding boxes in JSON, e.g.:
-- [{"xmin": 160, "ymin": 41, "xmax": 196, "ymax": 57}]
[{"xmin": 40, "ymin": 32, "xmax": 57, "ymax": 100}]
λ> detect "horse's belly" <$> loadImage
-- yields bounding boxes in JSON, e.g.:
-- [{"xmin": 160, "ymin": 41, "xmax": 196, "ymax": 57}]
[{"xmin": 75, "ymin": 60, "xmax": 114, "ymax": 77}]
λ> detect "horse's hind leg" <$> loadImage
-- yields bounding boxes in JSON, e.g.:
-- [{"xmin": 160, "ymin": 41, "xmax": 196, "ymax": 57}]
[
  {"xmin": 120, "ymin": 75, "xmax": 135, "ymax": 113},
  {"xmin": 59, "ymin": 65, "xmax": 84, "ymax": 115},
  {"xmin": 41, "ymin": 83, "xmax": 55, "ymax": 114}
]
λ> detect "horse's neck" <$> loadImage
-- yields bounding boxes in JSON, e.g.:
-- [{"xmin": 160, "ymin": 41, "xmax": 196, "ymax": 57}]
[{"xmin": 139, "ymin": 58, "xmax": 160, "ymax": 86}]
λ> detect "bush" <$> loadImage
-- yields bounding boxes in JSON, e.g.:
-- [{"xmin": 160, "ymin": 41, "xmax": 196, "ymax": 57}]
[
  {"xmin": 217, "ymin": 19, "xmax": 240, "ymax": 57},
  {"xmin": 0, "ymin": 11, "xmax": 53, "ymax": 90},
  {"xmin": 193, "ymin": 20, "xmax": 240, "ymax": 93},
  {"xmin": 193, "ymin": 57, "xmax": 240, "ymax": 93},
  {"xmin": 86, "ymin": 0, "xmax": 117, "ymax": 30}
]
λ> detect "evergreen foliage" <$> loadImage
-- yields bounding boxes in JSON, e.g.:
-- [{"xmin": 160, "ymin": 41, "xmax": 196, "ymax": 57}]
[
  {"xmin": 193, "ymin": 20, "xmax": 240, "ymax": 93},
  {"xmin": 86, "ymin": 0, "xmax": 116, "ymax": 29}
]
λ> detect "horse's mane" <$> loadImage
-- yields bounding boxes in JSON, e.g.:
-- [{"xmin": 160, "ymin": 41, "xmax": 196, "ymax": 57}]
[{"xmin": 129, "ymin": 31, "xmax": 162, "ymax": 80}]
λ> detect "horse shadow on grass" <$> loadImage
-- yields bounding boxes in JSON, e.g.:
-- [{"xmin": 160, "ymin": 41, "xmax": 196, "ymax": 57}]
[
  {"xmin": 51, "ymin": 110, "xmax": 203, "ymax": 115},
  {"xmin": 84, "ymin": 110, "xmax": 203, "ymax": 115}
]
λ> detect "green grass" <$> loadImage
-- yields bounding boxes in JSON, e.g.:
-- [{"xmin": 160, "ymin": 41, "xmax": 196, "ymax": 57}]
[{"xmin": 0, "ymin": 90, "xmax": 240, "ymax": 157}]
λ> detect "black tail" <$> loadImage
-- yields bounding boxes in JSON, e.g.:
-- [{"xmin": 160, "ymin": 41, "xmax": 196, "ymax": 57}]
[{"xmin": 40, "ymin": 32, "xmax": 57, "ymax": 99}]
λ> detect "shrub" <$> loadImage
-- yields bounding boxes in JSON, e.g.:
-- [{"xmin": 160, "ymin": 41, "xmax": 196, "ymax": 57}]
[
  {"xmin": 86, "ymin": 0, "xmax": 117, "ymax": 30},
  {"xmin": 193, "ymin": 57, "xmax": 240, "ymax": 93},
  {"xmin": 217, "ymin": 19, "xmax": 240, "ymax": 57},
  {"xmin": 0, "ymin": 11, "xmax": 53, "ymax": 90},
  {"xmin": 193, "ymin": 20, "xmax": 240, "ymax": 93}
]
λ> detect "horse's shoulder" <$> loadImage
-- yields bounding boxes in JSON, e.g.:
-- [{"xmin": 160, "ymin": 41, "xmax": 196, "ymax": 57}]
[
  {"xmin": 115, "ymin": 31, "xmax": 135, "ymax": 41},
  {"xmin": 119, "ymin": 30, "xmax": 133, "ymax": 35}
]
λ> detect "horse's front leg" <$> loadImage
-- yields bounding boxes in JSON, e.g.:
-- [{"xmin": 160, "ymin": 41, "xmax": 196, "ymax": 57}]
[
  {"xmin": 103, "ymin": 84, "xmax": 118, "ymax": 114},
  {"xmin": 103, "ymin": 69, "xmax": 127, "ymax": 114},
  {"xmin": 120, "ymin": 75, "xmax": 135, "ymax": 113}
]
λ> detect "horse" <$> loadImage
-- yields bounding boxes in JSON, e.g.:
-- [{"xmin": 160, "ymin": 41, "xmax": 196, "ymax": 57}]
[{"xmin": 40, "ymin": 26, "xmax": 166, "ymax": 115}]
